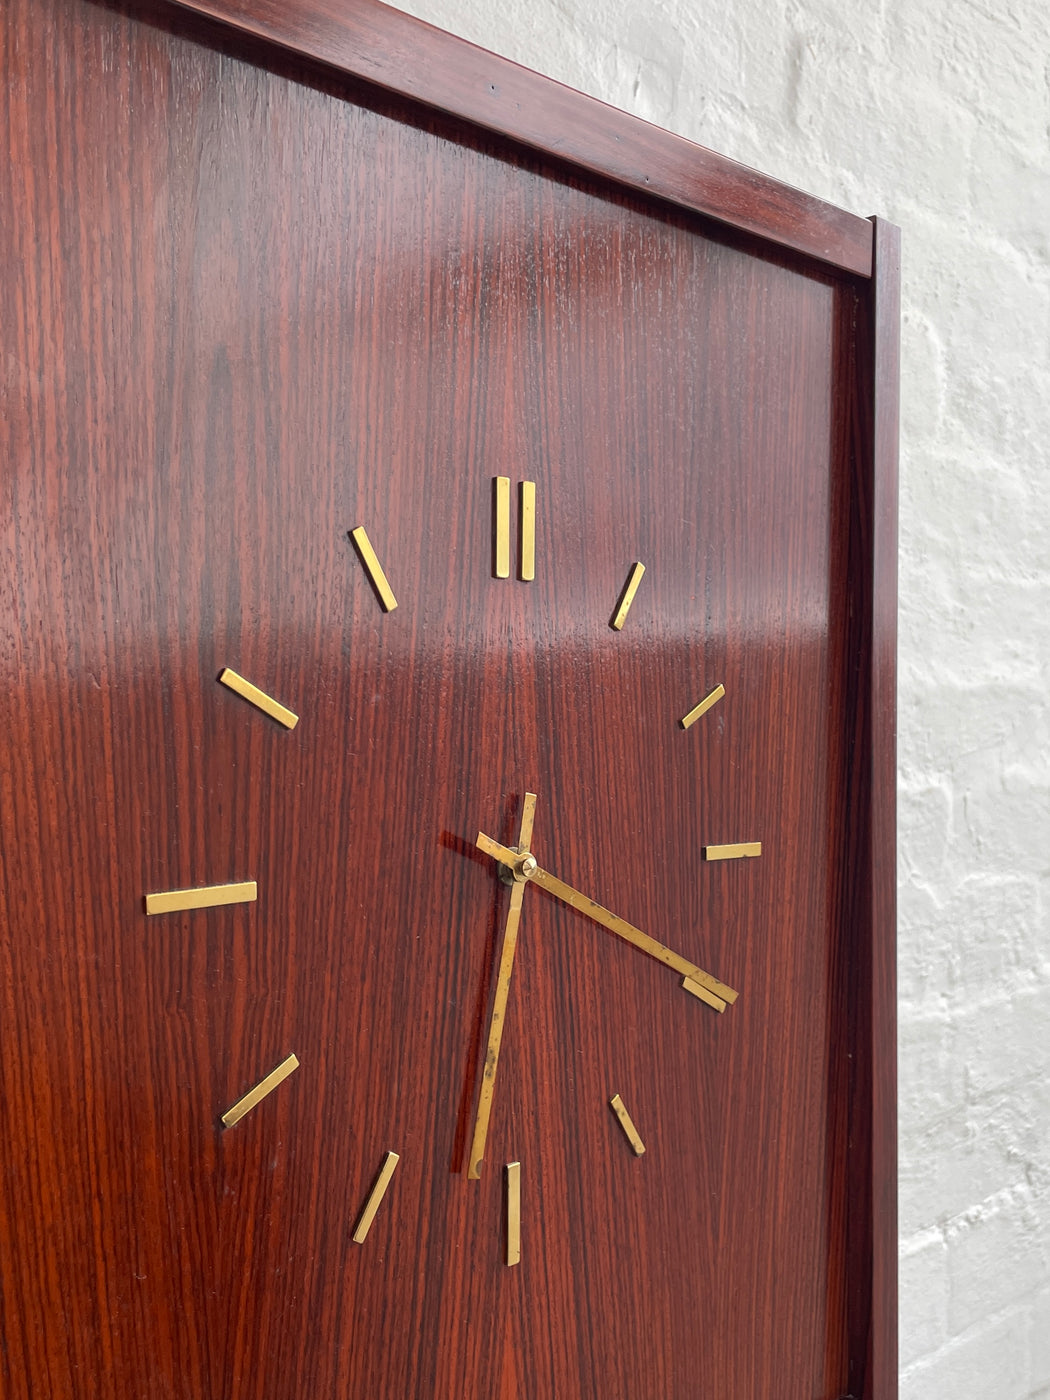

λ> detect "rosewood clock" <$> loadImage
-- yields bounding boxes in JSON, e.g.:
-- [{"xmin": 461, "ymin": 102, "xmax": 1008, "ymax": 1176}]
[{"xmin": 0, "ymin": 0, "xmax": 899, "ymax": 1397}]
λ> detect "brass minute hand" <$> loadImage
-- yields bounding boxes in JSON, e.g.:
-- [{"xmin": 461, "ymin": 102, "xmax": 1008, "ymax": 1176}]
[
  {"xmin": 475, "ymin": 832, "xmax": 737, "ymax": 1013},
  {"xmin": 467, "ymin": 795, "xmax": 538, "ymax": 1180}
]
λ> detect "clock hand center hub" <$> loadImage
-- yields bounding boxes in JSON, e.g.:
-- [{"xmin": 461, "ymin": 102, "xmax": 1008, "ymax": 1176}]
[{"xmin": 498, "ymin": 848, "xmax": 538, "ymax": 885}]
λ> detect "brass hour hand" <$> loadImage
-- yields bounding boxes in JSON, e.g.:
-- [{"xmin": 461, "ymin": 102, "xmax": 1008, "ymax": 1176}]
[{"xmin": 475, "ymin": 832, "xmax": 737, "ymax": 1012}]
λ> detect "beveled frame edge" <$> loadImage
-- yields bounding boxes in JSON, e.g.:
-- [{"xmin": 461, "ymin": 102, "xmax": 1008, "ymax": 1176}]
[
  {"xmin": 164, "ymin": 0, "xmax": 874, "ymax": 277},
  {"xmin": 868, "ymin": 215, "xmax": 900, "ymax": 1400},
  {"xmin": 836, "ymin": 215, "xmax": 899, "ymax": 1400}
]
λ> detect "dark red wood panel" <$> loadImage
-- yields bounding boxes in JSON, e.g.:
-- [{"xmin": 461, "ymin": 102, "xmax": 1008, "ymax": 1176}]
[{"xmin": 0, "ymin": 1, "xmax": 896, "ymax": 1397}]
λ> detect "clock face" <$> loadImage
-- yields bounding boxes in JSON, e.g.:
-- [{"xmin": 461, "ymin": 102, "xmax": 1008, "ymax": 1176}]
[{"xmin": 0, "ymin": 4, "xmax": 872, "ymax": 1397}]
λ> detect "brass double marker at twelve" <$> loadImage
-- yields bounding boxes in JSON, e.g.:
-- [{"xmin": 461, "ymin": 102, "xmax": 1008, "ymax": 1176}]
[{"xmin": 467, "ymin": 792, "xmax": 739, "ymax": 1188}]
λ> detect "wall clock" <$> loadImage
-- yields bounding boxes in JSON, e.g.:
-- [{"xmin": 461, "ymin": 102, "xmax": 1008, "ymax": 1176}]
[{"xmin": 0, "ymin": 0, "xmax": 899, "ymax": 1397}]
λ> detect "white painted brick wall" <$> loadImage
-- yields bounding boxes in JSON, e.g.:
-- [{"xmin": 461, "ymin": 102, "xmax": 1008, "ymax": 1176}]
[{"xmin": 396, "ymin": 1, "xmax": 1050, "ymax": 1393}]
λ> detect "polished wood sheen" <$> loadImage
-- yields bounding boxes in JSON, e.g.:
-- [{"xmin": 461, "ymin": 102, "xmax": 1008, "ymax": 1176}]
[
  {"xmin": 0, "ymin": 1, "xmax": 898, "ymax": 1396},
  {"xmin": 170, "ymin": 0, "xmax": 875, "ymax": 276}
]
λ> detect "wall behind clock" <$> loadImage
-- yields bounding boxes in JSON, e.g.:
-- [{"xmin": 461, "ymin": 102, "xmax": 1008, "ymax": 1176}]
[{"xmin": 393, "ymin": 2, "xmax": 1050, "ymax": 1396}]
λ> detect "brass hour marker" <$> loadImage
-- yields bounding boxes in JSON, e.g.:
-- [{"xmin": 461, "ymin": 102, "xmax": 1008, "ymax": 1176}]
[
  {"xmin": 221, "ymin": 1052, "xmax": 299, "ymax": 1129},
  {"xmin": 703, "ymin": 842, "xmax": 762, "ymax": 861},
  {"xmin": 218, "ymin": 668, "xmax": 298, "ymax": 729},
  {"xmin": 350, "ymin": 525, "xmax": 398, "ymax": 611},
  {"xmin": 145, "ymin": 880, "xmax": 257, "ymax": 916},
  {"xmin": 505, "ymin": 1161, "xmax": 521, "ymax": 1266},
  {"xmin": 494, "ymin": 477, "xmax": 511, "ymax": 578},
  {"xmin": 520, "ymin": 480, "xmax": 536, "ymax": 581},
  {"xmin": 610, "ymin": 561, "xmax": 646, "ymax": 630},
  {"xmin": 609, "ymin": 1093, "xmax": 646, "ymax": 1156},
  {"xmin": 681, "ymin": 976, "xmax": 728, "ymax": 1012},
  {"xmin": 680, "ymin": 684, "xmax": 725, "ymax": 729},
  {"xmin": 352, "ymin": 1150, "xmax": 400, "ymax": 1244}
]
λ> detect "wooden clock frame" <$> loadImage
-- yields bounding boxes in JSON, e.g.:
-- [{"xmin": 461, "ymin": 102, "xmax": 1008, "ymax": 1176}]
[{"xmin": 1, "ymin": 0, "xmax": 898, "ymax": 1395}]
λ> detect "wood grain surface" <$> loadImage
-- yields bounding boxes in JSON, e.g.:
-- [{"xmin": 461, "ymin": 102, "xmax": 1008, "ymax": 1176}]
[
  {"xmin": 0, "ymin": 1, "xmax": 896, "ymax": 1396},
  {"xmin": 167, "ymin": 0, "xmax": 875, "ymax": 278}
]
